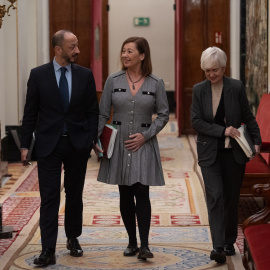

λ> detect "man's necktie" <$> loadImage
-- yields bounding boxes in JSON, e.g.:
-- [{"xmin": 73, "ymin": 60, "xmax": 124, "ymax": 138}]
[{"xmin": 59, "ymin": 67, "xmax": 69, "ymax": 134}]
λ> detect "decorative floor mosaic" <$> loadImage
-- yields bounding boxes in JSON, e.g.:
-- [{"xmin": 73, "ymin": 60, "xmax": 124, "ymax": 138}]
[
  {"xmin": 12, "ymin": 226, "xmax": 229, "ymax": 270},
  {"xmin": 13, "ymin": 245, "xmax": 225, "ymax": 270}
]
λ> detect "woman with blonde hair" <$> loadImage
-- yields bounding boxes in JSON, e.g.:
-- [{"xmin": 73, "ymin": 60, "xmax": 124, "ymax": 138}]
[{"xmin": 191, "ymin": 46, "xmax": 261, "ymax": 264}]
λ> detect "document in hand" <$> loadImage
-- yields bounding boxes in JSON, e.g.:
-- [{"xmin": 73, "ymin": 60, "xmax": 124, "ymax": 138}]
[
  {"xmin": 235, "ymin": 124, "xmax": 256, "ymax": 158},
  {"xmin": 98, "ymin": 124, "xmax": 118, "ymax": 158}
]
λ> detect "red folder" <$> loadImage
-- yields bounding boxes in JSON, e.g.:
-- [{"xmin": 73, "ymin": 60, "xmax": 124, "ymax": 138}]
[{"xmin": 98, "ymin": 124, "xmax": 118, "ymax": 158}]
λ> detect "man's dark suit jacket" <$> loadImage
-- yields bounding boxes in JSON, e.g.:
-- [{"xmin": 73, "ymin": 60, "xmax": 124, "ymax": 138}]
[
  {"xmin": 191, "ymin": 76, "xmax": 261, "ymax": 167},
  {"xmin": 21, "ymin": 61, "xmax": 99, "ymax": 157}
]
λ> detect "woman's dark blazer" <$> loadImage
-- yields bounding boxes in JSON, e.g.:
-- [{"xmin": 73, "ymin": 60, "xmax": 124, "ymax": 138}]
[{"xmin": 191, "ymin": 76, "xmax": 261, "ymax": 167}]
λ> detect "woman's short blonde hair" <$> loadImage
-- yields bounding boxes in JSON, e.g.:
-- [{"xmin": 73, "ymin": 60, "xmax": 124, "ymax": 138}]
[{"xmin": 200, "ymin": 47, "xmax": 227, "ymax": 70}]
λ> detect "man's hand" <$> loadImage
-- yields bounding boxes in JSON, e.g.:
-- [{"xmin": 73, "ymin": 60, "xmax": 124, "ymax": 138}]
[
  {"xmin": 93, "ymin": 142, "xmax": 103, "ymax": 157},
  {"xmin": 21, "ymin": 148, "xmax": 30, "ymax": 166},
  {"xmin": 124, "ymin": 133, "xmax": 145, "ymax": 152}
]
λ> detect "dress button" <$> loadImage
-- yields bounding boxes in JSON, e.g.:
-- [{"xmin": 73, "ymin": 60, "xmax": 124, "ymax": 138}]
[
  {"xmin": 127, "ymin": 164, "xmax": 130, "ymax": 166},
  {"xmin": 131, "ymin": 111, "xmax": 133, "ymax": 113},
  {"xmin": 128, "ymin": 154, "xmax": 131, "ymax": 156},
  {"xmin": 130, "ymin": 121, "xmax": 132, "ymax": 124}
]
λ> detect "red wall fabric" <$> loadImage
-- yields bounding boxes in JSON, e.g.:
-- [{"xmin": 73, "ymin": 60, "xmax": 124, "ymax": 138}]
[
  {"xmin": 245, "ymin": 224, "xmax": 270, "ymax": 270},
  {"xmin": 256, "ymin": 94, "xmax": 270, "ymax": 166},
  {"xmin": 91, "ymin": 0, "xmax": 103, "ymax": 92}
]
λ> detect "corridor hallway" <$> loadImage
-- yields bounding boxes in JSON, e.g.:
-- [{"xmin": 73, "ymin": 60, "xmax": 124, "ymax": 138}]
[{"xmin": 0, "ymin": 116, "xmax": 247, "ymax": 269}]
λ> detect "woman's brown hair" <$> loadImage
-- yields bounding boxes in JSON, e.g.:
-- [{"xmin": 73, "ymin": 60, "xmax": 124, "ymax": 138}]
[{"xmin": 120, "ymin": 37, "xmax": 152, "ymax": 77}]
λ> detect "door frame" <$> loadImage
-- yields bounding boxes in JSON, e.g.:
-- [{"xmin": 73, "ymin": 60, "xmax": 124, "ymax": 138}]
[{"xmin": 175, "ymin": 0, "xmax": 183, "ymax": 137}]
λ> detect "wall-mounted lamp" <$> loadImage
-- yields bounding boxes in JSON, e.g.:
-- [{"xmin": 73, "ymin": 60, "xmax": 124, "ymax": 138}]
[{"xmin": 0, "ymin": 0, "xmax": 17, "ymax": 29}]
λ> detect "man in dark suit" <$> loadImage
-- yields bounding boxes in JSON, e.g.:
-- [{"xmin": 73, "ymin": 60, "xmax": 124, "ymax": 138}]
[{"xmin": 20, "ymin": 30, "xmax": 99, "ymax": 266}]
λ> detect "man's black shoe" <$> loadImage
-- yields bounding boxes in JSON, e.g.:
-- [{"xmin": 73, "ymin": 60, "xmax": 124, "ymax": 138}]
[
  {"xmin": 224, "ymin": 244, "xmax": 235, "ymax": 256},
  {"xmin": 67, "ymin": 238, "xmax": 83, "ymax": 257},
  {"xmin": 210, "ymin": 247, "xmax": 226, "ymax": 263},
  {"xmin": 33, "ymin": 248, "xmax": 56, "ymax": 266},
  {"xmin": 123, "ymin": 244, "xmax": 139, "ymax": 256}
]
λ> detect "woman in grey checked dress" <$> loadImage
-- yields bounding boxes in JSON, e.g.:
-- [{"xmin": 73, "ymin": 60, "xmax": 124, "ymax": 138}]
[{"xmin": 93, "ymin": 37, "xmax": 169, "ymax": 259}]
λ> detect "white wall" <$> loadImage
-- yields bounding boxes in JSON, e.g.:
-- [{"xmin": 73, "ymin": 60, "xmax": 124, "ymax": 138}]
[
  {"xmin": 3, "ymin": 0, "xmax": 18, "ymax": 126},
  {"xmin": 37, "ymin": 0, "xmax": 50, "ymax": 66},
  {"xmin": 108, "ymin": 0, "xmax": 175, "ymax": 91},
  {"xmin": 17, "ymin": 0, "xmax": 38, "ymax": 125},
  {"xmin": 0, "ymin": 0, "xmax": 49, "ymax": 138},
  {"xmin": 17, "ymin": 0, "xmax": 49, "ymax": 125},
  {"xmin": 1, "ymin": 0, "xmax": 17, "ymax": 137},
  {"xmin": 230, "ymin": 0, "xmax": 240, "ymax": 80}
]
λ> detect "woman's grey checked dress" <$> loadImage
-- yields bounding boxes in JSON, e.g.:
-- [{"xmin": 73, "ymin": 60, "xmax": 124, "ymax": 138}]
[{"xmin": 97, "ymin": 70, "xmax": 169, "ymax": 186}]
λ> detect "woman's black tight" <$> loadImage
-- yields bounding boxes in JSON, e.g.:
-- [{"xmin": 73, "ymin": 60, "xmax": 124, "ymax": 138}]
[{"xmin": 118, "ymin": 183, "xmax": 151, "ymax": 248}]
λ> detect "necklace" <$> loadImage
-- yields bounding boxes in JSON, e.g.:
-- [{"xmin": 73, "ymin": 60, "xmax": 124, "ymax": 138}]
[{"xmin": 127, "ymin": 70, "xmax": 143, "ymax": 90}]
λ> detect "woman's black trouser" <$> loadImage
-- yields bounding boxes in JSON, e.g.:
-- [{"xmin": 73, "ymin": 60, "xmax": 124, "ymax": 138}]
[{"xmin": 200, "ymin": 149, "xmax": 246, "ymax": 249}]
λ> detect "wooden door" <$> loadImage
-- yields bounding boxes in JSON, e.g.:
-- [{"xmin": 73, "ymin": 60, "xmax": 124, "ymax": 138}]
[
  {"xmin": 49, "ymin": 0, "xmax": 93, "ymax": 69},
  {"xmin": 175, "ymin": 0, "xmax": 230, "ymax": 136},
  {"xmin": 49, "ymin": 0, "xmax": 108, "ymax": 101}
]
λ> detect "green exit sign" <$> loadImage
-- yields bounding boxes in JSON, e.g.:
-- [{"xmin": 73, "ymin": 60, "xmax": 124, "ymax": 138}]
[{"xmin": 134, "ymin": 17, "xmax": 150, "ymax": 26}]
